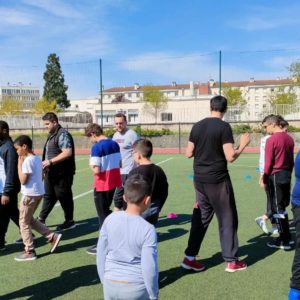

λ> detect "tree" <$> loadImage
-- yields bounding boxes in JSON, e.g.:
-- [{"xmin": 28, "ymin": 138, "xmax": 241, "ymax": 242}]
[
  {"xmin": 34, "ymin": 98, "xmax": 57, "ymax": 114},
  {"xmin": 142, "ymin": 85, "xmax": 167, "ymax": 123},
  {"xmin": 267, "ymin": 86, "xmax": 297, "ymax": 115},
  {"xmin": 288, "ymin": 62, "xmax": 300, "ymax": 85},
  {"xmin": 222, "ymin": 84, "xmax": 246, "ymax": 107},
  {"xmin": 0, "ymin": 98, "xmax": 24, "ymax": 115},
  {"xmin": 43, "ymin": 53, "xmax": 70, "ymax": 109}
]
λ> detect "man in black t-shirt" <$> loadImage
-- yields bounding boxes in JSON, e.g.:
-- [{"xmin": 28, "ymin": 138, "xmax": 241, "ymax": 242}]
[{"xmin": 181, "ymin": 95, "xmax": 250, "ymax": 273}]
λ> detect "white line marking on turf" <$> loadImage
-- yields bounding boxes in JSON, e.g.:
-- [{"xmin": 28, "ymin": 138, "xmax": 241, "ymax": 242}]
[
  {"xmin": 54, "ymin": 190, "xmax": 93, "ymax": 207},
  {"xmin": 54, "ymin": 157, "xmax": 173, "ymax": 207},
  {"xmin": 232, "ymin": 164, "xmax": 256, "ymax": 168},
  {"xmin": 156, "ymin": 157, "xmax": 173, "ymax": 165}
]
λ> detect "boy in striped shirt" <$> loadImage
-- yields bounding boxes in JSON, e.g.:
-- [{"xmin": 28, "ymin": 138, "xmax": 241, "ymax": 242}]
[{"xmin": 85, "ymin": 123, "xmax": 122, "ymax": 255}]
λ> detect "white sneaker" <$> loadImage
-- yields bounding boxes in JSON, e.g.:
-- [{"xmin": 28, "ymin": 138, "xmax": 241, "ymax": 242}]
[
  {"xmin": 255, "ymin": 217, "xmax": 270, "ymax": 235},
  {"xmin": 270, "ymin": 226, "xmax": 279, "ymax": 236}
]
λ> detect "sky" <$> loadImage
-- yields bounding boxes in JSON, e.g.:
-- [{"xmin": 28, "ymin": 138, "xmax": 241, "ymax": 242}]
[{"xmin": 1, "ymin": 0, "xmax": 300, "ymax": 99}]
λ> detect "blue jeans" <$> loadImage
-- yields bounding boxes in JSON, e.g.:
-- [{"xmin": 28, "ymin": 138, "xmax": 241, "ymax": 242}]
[{"xmin": 103, "ymin": 279, "xmax": 149, "ymax": 300}]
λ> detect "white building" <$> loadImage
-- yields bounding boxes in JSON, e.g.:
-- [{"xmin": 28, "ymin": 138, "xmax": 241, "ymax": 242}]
[
  {"xmin": 69, "ymin": 78, "xmax": 300, "ymax": 125},
  {"xmin": 0, "ymin": 83, "xmax": 40, "ymax": 109}
]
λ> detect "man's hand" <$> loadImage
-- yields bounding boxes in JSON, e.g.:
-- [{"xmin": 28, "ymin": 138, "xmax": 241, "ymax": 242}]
[
  {"xmin": 258, "ymin": 175, "xmax": 266, "ymax": 189},
  {"xmin": 239, "ymin": 133, "xmax": 251, "ymax": 148},
  {"xmin": 1, "ymin": 195, "xmax": 10, "ymax": 205},
  {"xmin": 42, "ymin": 159, "xmax": 52, "ymax": 169}
]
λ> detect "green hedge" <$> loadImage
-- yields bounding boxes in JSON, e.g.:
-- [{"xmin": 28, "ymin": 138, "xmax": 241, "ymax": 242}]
[{"xmin": 104, "ymin": 126, "xmax": 173, "ymax": 138}]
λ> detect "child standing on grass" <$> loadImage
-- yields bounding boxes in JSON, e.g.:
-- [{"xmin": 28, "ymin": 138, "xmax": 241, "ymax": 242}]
[
  {"xmin": 85, "ymin": 123, "xmax": 122, "ymax": 255},
  {"xmin": 14, "ymin": 135, "xmax": 62, "ymax": 261},
  {"xmin": 97, "ymin": 174, "xmax": 159, "ymax": 300},
  {"xmin": 128, "ymin": 138, "xmax": 168, "ymax": 225}
]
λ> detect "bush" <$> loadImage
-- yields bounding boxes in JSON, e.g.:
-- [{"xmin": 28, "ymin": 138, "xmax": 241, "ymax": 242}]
[
  {"xmin": 103, "ymin": 126, "xmax": 173, "ymax": 138},
  {"xmin": 231, "ymin": 124, "xmax": 252, "ymax": 134}
]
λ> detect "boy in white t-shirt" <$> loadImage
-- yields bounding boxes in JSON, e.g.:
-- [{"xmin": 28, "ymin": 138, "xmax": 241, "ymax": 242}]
[{"xmin": 14, "ymin": 135, "xmax": 62, "ymax": 261}]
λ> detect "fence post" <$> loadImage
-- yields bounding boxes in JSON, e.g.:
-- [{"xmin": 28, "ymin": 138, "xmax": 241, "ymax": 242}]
[
  {"xmin": 31, "ymin": 125, "xmax": 34, "ymax": 151},
  {"xmin": 178, "ymin": 122, "xmax": 181, "ymax": 154}
]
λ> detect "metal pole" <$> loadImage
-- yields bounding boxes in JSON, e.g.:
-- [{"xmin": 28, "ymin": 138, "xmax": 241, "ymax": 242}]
[
  {"xmin": 99, "ymin": 59, "xmax": 103, "ymax": 127},
  {"xmin": 31, "ymin": 125, "xmax": 34, "ymax": 151},
  {"xmin": 178, "ymin": 122, "xmax": 181, "ymax": 154},
  {"xmin": 219, "ymin": 50, "xmax": 222, "ymax": 95}
]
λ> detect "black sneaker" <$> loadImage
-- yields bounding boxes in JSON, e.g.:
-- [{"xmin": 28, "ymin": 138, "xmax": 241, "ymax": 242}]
[
  {"xmin": 56, "ymin": 220, "xmax": 76, "ymax": 231},
  {"xmin": 267, "ymin": 238, "xmax": 291, "ymax": 250},
  {"xmin": 86, "ymin": 245, "xmax": 97, "ymax": 255}
]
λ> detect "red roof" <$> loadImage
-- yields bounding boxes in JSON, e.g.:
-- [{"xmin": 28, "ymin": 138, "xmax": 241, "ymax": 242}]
[{"xmin": 103, "ymin": 79, "xmax": 293, "ymax": 93}]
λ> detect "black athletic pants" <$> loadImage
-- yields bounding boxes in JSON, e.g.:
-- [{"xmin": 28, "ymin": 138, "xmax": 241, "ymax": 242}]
[
  {"xmin": 39, "ymin": 173, "xmax": 74, "ymax": 222},
  {"xmin": 268, "ymin": 170, "xmax": 291, "ymax": 243},
  {"xmin": 94, "ymin": 189, "xmax": 115, "ymax": 230},
  {"xmin": 0, "ymin": 193, "xmax": 19, "ymax": 246},
  {"xmin": 113, "ymin": 174, "xmax": 128, "ymax": 210},
  {"xmin": 185, "ymin": 177, "xmax": 239, "ymax": 262}
]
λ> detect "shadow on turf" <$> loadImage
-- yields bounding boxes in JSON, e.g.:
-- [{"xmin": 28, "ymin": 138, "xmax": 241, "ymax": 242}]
[
  {"xmin": 0, "ymin": 217, "xmax": 100, "ymax": 257},
  {"xmin": 157, "ymin": 214, "xmax": 191, "ymax": 228},
  {"xmin": 0, "ymin": 265, "xmax": 100, "ymax": 300},
  {"xmin": 159, "ymin": 233, "xmax": 295, "ymax": 289},
  {"xmin": 158, "ymin": 228, "xmax": 188, "ymax": 243}
]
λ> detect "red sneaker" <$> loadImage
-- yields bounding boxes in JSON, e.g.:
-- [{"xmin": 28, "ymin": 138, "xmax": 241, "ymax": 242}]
[
  {"xmin": 225, "ymin": 260, "xmax": 247, "ymax": 273},
  {"xmin": 181, "ymin": 257, "xmax": 205, "ymax": 272}
]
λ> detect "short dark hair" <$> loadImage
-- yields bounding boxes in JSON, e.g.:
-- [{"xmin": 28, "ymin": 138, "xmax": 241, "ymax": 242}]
[
  {"xmin": 133, "ymin": 139, "xmax": 153, "ymax": 158},
  {"xmin": 124, "ymin": 174, "xmax": 151, "ymax": 204},
  {"xmin": 262, "ymin": 114, "xmax": 275, "ymax": 124},
  {"xmin": 277, "ymin": 115, "xmax": 289, "ymax": 129},
  {"xmin": 263, "ymin": 114, "xmax": 280, "ymax": 126},
  {"xmin": 210, "ymin": 95, "xmax": 227, "ymax": 113},
  {"xmin": 14, "ymin": 135, "xmax": 33, "ymax": 150},
  {"xmin": 42, "ymin": 112, "xmax": 58, "ymax": 123},
  {"xmin": 85, "ymin": 123, "xmax": 103, "ymax": 137},
  {"xmin": 0, "ymin": 120, "xmax": 9, "ymax": 133},
  {"xmin": 114, "ymin": 113, "xmax": 127, "ymax": 122}
]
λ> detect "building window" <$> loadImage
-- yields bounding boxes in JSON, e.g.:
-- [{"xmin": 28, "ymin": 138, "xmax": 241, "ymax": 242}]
[
  {"xmin": 128, "ymin": 110, "xmax": 139, "ymax": 124},
  {"xmin": 97, "ymin": 110, "xmax": 115, "ymax": 125},
  {"xmin": 161, "ymin": 113, "xmax": 172, "ymax": 121}
]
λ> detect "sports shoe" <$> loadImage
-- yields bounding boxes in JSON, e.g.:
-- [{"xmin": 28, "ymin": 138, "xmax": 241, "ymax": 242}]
[
  {"xmin": 181, "ymin": 257, "xmax": 205, "ymax": 272},
  {"xmin": 15, "ymin": 234, "xmax": 37, "ymax": 244},
  {"xmin": 269, "ymin": 226, "xmax": 279, "ymax": 236},
  {"xmin": 255, "ymin": 217, "xmax": 269, "ymax": 235},
  {"xmin": 225, "ymin": 260, "xmax": 247, "ymax": 272},
  {"xmin": 50, "ymin": 233, "xmax": 62, "ymax": 253},
  {"xmin": 267, "ymin": 238, "xmax": 291, "ymax": 250},
  {"xmin": 56, "ymin": 220, "xmax": 76, "ymax": 231},
  {"xmin": 86, "ymin": 245, "xmax": 97, "ymax": 255},
  {"xmin": 14, "ymin": 250, "xmax": 37, "ymax": 261}
]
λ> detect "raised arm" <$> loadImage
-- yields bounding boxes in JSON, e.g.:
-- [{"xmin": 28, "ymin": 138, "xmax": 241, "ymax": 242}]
[{"xmin": 223, "ymin": 133, "xmax": 250, "ymax": 163}]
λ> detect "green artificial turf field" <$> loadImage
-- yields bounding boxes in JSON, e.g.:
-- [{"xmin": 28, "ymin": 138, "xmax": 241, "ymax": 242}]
[{"xmin": 0, "ymin": 154, "xmax": 295, "ymax": 300}]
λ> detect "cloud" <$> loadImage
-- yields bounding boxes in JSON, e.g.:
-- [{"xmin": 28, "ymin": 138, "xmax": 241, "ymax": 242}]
[
  {"xmin": 228, "ymin": 4, "xmax": 300, "ymax": 31},
  {"xmin": 119, "ymin": 52, "xmax": 220, "ymax": 82},
  {"xmin": 118, "ymin": 51, "xmax": 292, "ymax": 84},
  {"xmin": 61, "ymin": 33, "xmax": 114, "ymax": 60},
  {"xmin": 0, "ymin": 8, "xmax": 34, "ymax": 26},
  {"xmin": 22, "ymin": 0, "xmax": 82, "ymax": 18}
]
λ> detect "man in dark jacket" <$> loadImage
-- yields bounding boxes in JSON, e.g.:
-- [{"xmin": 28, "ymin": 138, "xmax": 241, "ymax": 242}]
[
  {"xmin": 38, "ymin": 112, "xmax": 76, "ymax": 231},
  {"xmin": 0, "ymin": 121, "xmax": 20, "ymax": 250}
]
